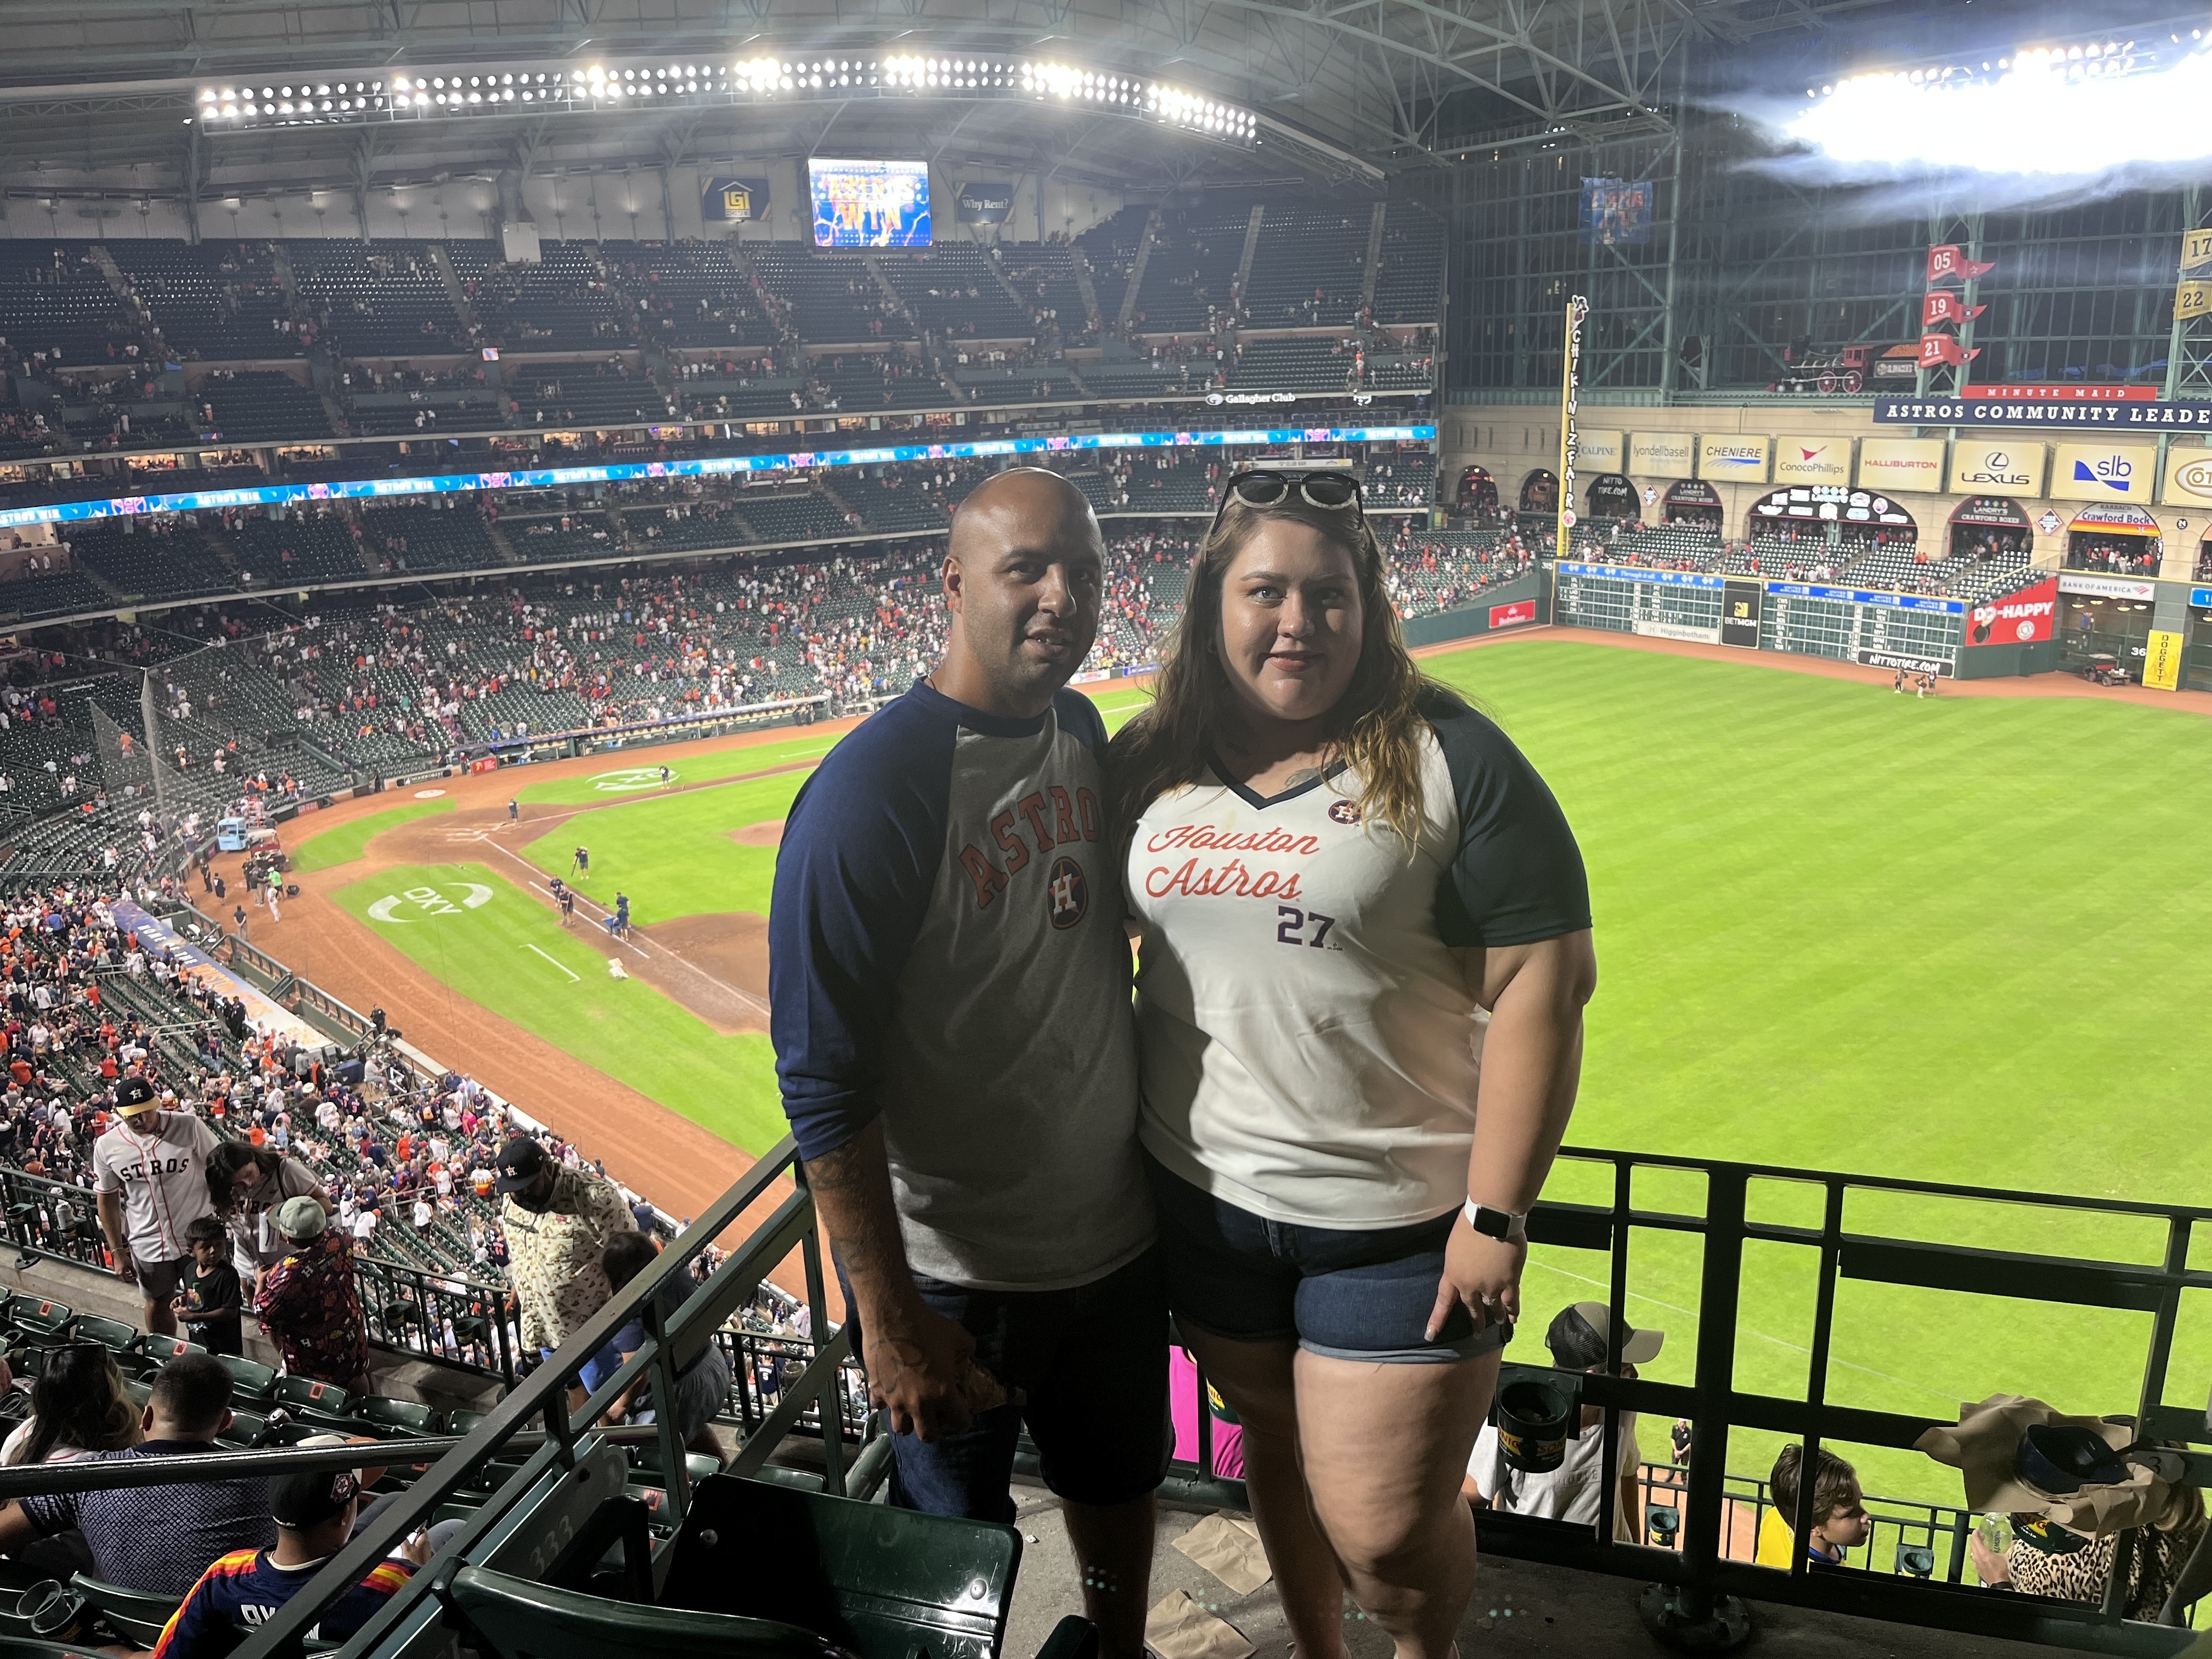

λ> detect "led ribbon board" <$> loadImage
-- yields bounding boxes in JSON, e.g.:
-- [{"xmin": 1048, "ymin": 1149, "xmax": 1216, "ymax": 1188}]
[{"xmin": 0, "ymin": 424, "xmax": 1437, "ymax": 531}]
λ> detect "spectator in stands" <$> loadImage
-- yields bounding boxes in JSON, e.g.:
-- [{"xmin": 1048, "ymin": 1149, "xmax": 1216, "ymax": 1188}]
[
  {"xmin": 495, "ymin": 1134, "xmax": 636, "ymax": 1357},
  {"xmin": 1108, "ymin": 471, "xmax": 1594, "ymax": 1659},
  {"xmin": 1465, "ymin": 1304, "xmax": 1660, "ymax": 1543},
  {"xmin": 150, "ymin": 1466, "xmax": 422, "ymax": 1659},
  {"xmin": 0, "ymin": 1353, "xmax": 271, "ymax": 1594},
  {"xmin": 2, "ymin": 1341, "xmax": 138, "ymax": 1469},
  {"xmin": 1756, "ymin": 1444, "xmax": 1870, "ymax": 1565},
  {"xmin": 254, "ymin": 1196, "xmax": 370, "ymax": 1392},
  {"xmin": 207, "ymin": 1140, "xmax": 330, "ymax": 1291},
  {"xmin": 178, "ymin": 1214, "xmax": 245, "ymax": 1357},
  {"xmin": 580, "ymin": 1232, "xmax": 733, "ymax": 1459},
  {"xmin": 94, "ymin": 1074, "xmax": 221, "ymax": 1335}
]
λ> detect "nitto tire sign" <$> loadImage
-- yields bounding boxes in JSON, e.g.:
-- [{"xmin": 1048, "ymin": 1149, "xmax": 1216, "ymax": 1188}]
[{"xmin": 1855, "ymin": 649, "xmax": 1953, "ymax": 678}]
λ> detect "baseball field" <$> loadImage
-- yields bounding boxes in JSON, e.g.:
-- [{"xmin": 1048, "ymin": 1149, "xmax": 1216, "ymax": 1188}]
[{"xmin": 266, "ymin": 631, "xmax": 2212, "ymax": 1510}]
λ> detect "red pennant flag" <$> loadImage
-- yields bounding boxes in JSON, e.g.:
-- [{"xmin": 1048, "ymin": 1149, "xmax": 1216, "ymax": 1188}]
[
  {"xmin": 1961, "ymin": 256, "xmax": 1997, "ymax": 280},
  {"xmin": 1919, "ymin": 331, "xmax": 1971, "ymax": 368},
  {"xmin": 1923, "ymin": 291, "xmax": 1962, "ymax": 327},
  {"xmin": 1927, "ymin": 244, "xmax": 1965, "ymax": 283},
  {"xmin": 1966, "ymin": 302, "xmax": 1987, "ymax": 320}
]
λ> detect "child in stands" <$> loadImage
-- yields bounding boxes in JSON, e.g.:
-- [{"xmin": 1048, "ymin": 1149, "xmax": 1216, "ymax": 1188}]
[
  {"xmin": 176, "ymin": 1216, "xmax": 244, "ymax": 1357},
  {"xmin": 1756, "ymin": 1443, "xmax": 1871, "ymax": 1566}
]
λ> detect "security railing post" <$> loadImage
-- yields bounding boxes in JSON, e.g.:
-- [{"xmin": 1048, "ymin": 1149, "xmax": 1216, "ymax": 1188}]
[{"xmin": 1678, "ymin": 1166, "xmax": 1746, "ymax": 1622}]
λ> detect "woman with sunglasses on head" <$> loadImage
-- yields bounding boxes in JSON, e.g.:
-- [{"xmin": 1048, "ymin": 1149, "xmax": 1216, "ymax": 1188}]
[{"xmin": 1110, "ymin": 467, "xmax": 1595, "ymax": 1659}]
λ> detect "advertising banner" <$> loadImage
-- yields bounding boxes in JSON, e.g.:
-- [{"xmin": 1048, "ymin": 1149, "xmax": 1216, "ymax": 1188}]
[
  {"xmin": 1634, "ymin": 619, "xmax": 1722, "ymax": 645},
  {"xmin": 1963, "ymin": 384, "xmax": 2154, "ymax": 402},
  {"xmin": 955, "ymin": 182, "xmax": 1014, "ymax": 225},
  {"xmin": 1629, "ymin": 432, "xmax": 1695, "ymax": 477},
  {"xmin": 1767, "ymin": 580, "xmax": 1963, "ymax": 614},
  {"xmin": 2193, "ymin": 586, "xmax": 2212, "ymax": 609},
  {"xmin": 701, "ymin": 176, "xmax": 771, "ymax": 222},
  {"xmin": 1772, "ymin": 437, "xmax": 1851, "ymax": 486},
  {"xmin": 2158, "ymin": 448, "xmax": 2212, "ymax": 507},
  {"xmin": 2057, "ymin": 571, "xmax": 2158, "ymax": 600},
  {"xmin": 2143, "ymin": 629, "xmax": 2185, "ymax": 690},
  {"xmin": 1720, "ymin": 579, "xmax": 1762, "ymax": 648},
  {"xmin": 2049, "ymin": 443, "xmax": 2157, "ymax": 503},
  {"xmin": 1948, "ymin": 441, "xmax": 2045, "ymax": 496},
  {"xmin": 1875, "ymin": 396, "xmax": 2212, "ymax": 429},
  {"xmin": 1856, "ymin": 438, "xmax": 1946, "ymax": 494},
  {"xmin": 1964, "ymin": 577, "xmax": 2057, "ymax": 647},
  {"xmin": 1577, "ymin": 429, "xmax": 1624, "ymax": 472},
  {"xmin": 1557, "ymin": 295, "xmax": 1588, "ymax": 552},
  {"xmin": 1855, "ymin": 648, "xmax": 1955, "ymax": 677},
  {"xmin": 1557, "ymin": 561, "xmax": 1723, "ymax": 588},
  {"xmin": 1697, "ymin": 434, "xmax": 1771, "ymax": 483},
  {"xmin": 1489, "ymin": 599, "xmax": 1537, "ymax": 630}
]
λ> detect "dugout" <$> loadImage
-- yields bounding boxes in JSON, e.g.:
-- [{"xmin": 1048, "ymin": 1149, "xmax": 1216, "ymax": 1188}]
[
  {"xmin": 1661, "ymin": 478, "xmax": 1723, "ymax": 531},
  {"xmin": 1584, "ymin": 472, "xmax": 1638, "ymax": 521},
  {"xmin": 1948, "ymin": 496, "xmax": 2032, "ymax": 562}
]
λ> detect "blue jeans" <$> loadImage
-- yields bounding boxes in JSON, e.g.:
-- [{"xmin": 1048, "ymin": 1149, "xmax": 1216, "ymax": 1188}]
[{"xmin": 837, "ymin": 1248, "xmax": 1170, "ymax": 1522}]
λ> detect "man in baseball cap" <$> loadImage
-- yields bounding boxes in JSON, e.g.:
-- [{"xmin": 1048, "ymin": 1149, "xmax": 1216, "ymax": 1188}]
[
  {"xmin": 491, "ymin": 1135, "xmax": 550, "ymax": 1198},
  {"xmin": 154, "ymin": 1466, "xmax": 420, "ymax": 1659},
  {"xmin": 93, "ymin": 1075, "xmax": 221, "ymax": 1335},
  {"xmin": 494, "ymin": 1134, "xmax": 636, "ymax": 1358},
  {"xmin": 1465, "ymin": 1302, "xmax": 1667, "ymax": 1543}
]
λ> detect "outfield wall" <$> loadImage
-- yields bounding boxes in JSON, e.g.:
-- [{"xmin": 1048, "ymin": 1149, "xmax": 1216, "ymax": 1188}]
[{"xmin": 1400, "ymin": 572, "xmax": 1547, "ymax": 648}]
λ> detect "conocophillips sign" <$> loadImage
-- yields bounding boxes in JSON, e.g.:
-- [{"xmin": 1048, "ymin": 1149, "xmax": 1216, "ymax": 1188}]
[{"xmin": 2159, "ymin": 449, "xmax": 2212, "ymax": 507}]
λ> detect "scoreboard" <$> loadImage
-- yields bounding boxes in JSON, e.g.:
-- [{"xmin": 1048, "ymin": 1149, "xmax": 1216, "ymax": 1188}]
[
  {"xmin": 1555, "ymin": 561, "xmax": 1729, "ymax": 644},
  {"xmin": 1761, "ymin": 580, "xmax": 1965, "ymax": 675}
]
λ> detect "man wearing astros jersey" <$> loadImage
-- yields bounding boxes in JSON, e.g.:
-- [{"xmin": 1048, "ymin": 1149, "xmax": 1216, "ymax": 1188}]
[
  {"xmin": 95, "ymin": 1076, "xmax": 222, "ymax": 1335},
  {"xmin": 771, "ymin": 468, "xmax": 1161, "ymax": 1659}
]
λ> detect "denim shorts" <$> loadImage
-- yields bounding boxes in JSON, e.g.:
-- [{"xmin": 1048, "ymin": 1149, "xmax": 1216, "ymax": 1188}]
[
  {"xmin": 1147, "ymin": 1154, "xmax": 1513, "ymax": 1364},
  {"xmin": 836, "ymin": 1248, "xmax": 1170, "ymax": 1522}
]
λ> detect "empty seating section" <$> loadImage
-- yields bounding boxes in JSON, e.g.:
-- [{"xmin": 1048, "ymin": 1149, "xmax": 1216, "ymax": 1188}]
[
  {"xmin": 997, "ymin": 244, "xmax": 1090, "ymax": 334},
  {"xmin": 475, "ymin": 243, "xmax": 629, "ymax": 350},
  {"xmin": 677, "ymin": 368, "xmax": 807, "ymax": 420},
  {"xmin": 362, "ymin": 502, "xmax": 505, "ymax": 573},
  {"xmin": 747, "ymin": 247, "xmax": 913, "ymax": 342},
  {"xmin": 289, "ymin": 241, "xmax": 469, "ymax": 356},
  {"xmin": 67, "ymin": 521, "xmax": 234, "ymax": 600},
  {"xmin": 832, "ymin": 471, "xmax": 951, "ymax": 534},
  {"xmin": 1130, "ymin": 204, "xmax": 1249, "ymax": 330},
  {"xmin": 348, "ymin": 388, "xmax": 505, "ymax": 435},
  {"xmin": 809, "ymin": 353, "xmax": 946, "ymax": 410},
  {"xmin": 629, "ymin": 501, "xmax": 755, "ymax": 552},
  {"xmin": 1110, "ymin": 455, "xmax": 1217, "ymax": 514},
  {"xmin": 1076, "ymin": 356, "xmax": 1194, "ymax": 398},
  {"xmin": 509, "ymin": 519, "xmax": 620, "ymax": 564},
  {"xmin": 0, "ymin": 571, "xmax": 109, "ymax": 620},
  {"xmin": 877, "ymin": 246, "xmax": 1033, "ymax": 338},
  {"xmin": 197, "ymin": 371, "xmax": 333, "ymax": 443},
  {"xmin": 1244, "ymin": 208, "xmax": 1370, "ymax": 325},
  {"xmin": 1363, "ymin": 352, "xmax": 1435, "ymax": 393},
  {"xmin": 108, "ymin": 241, "xmax": 301, "ymax": 360},
  {"xmin": 1595, "ymin": 524, "xmax": 1721, "ymax": 568},
  {"xmin": 0, "ymin": 243, "xmax": 144, "ymax": 365},
  {"xmin": 1076, "ymin": 205, "xmax": 1153, "ymax": 322},
  {"xmin": 1229, "ymin": 337, "xmax": 1351, "ymax": 392},
  {"xmin": 230, "ymin": 513, "xmax": 369, "ymax": 583},
  {"xmin": 1374, "ymin": 205, "xmax": 1446, "ymax": 324},
  {"xmin": 735, "ymin": 490, "xmax": 850, "ymax": 544},
  {"xmin": 952, "ymin": 360, "xmax": 1085, "ymax": 404},
  {"xmin": 605, "ymin": 240, "xmax": 777, "ymax": 349},
  {"xmin": 507, "ymin": 364, "xmax": 668, "ymax": 427},
  {"xmin": 1365, "ymin": 452, "xmax": 1436, "ymax": 509}
]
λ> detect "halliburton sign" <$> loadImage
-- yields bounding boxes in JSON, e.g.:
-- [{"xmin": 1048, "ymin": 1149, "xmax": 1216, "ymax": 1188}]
[{"xmin": 1965, "ymin": 577, "xmax": 2058, "ymax": 647}]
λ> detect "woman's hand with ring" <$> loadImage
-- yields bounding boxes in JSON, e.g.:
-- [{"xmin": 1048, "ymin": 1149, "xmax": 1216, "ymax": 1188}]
[{"xmin": 1427, "ymin": 1217, "xmax": 1527, "ymax": 1342}]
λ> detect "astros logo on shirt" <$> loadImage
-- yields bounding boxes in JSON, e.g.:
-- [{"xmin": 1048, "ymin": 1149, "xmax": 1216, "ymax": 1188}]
[
  {"xmin": 1328, "ymin": 799, "xmax": 1362, "ymax": 825},
  {"xmin": 1047, "ymin": 857, "xmax": 1089, "ymax": 929}
]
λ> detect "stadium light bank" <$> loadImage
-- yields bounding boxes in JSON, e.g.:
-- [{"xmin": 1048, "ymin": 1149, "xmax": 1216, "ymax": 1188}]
[
  {"xmin": 1787, "ymin": 26, "xmax": 2212, "ymax": 174},
  {"xmin": 193, "ymin": 57, "xmax": 1257, "ymax": 146}
]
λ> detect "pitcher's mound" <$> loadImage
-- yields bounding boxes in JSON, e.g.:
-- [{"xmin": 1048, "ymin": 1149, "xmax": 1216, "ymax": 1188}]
[{"xmin": 731, "ymin": 820, "xmax": 786, "ymax": 847}]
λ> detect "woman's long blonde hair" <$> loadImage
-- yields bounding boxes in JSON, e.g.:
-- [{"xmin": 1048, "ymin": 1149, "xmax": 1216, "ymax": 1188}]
[{"xmin": 1109, "ymin": 490, "xmax": 1435, "ymax": 842}]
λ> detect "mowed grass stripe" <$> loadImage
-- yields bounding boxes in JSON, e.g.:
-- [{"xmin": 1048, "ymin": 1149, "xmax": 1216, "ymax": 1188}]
[
  {"xmin": 289, "ymin": 798, "xmax": 455, "ymax": 873},
  {"xmin": 329, "ymin": 861, "xmax": 783, "ymax": 1155}
]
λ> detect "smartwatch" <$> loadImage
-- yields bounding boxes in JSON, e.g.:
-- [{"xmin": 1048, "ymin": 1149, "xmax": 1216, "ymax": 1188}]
[{"xmin": 1462, "ymin": 1199, "xmax": 1528, "ymax": 1242}]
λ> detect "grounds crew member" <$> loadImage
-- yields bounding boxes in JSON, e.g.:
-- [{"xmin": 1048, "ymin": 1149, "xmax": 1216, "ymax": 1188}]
[
  {"xmin": 95, "ymin": 1076, "xmax": 221, "ymax": 1335},
  {"xmin": 495, "ymin": 1135, "xmax": 637, "ymax": 1357}
]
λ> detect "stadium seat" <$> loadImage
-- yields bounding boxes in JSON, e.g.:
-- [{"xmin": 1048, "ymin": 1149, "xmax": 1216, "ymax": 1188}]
[
  {"xmin": 69, "ymin": 1578, "xmax": 179, "ymax": 1650},
  {"xmin": 359, "ymin": 1396, "xmax": 444, "ymax": 1436},
  {"xmin": 68, "ymin": 1315, "xmax": 140, "ymax": 1368},
  {"xmin": 445, "ymin": 1566, "xmax": 837, "ymax": 1659},
  {"xmin": 7, "ymin": 1300, "xmax": 71, "ymax": 1346},
  {"xmin": 131, "ymin": 1334, "xmax": 206, "ymax": 1369},
  {"xmin": 215, "ymin": 1353, "xmax": 278, "ymax": 1409},
  {"xmin": 272, "ymin": 1375, "xmax": 359, "ymax": 1422}
]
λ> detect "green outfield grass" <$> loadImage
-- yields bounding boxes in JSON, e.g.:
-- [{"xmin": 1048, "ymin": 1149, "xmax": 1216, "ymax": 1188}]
[
  {"xmin": 512, "ymin": 730, "xmax": 844, "ymax": 806},
  {"xmin": 290, "ymin": 798, "xmax": 454, "ymax": 872},
  {"xmin": 354, "ymin": 644, "xmax": 2212, "ymax": 1515},
  {"xmin": 329, "ymin": 860, "xmax": 782, "ymax": 1154}
]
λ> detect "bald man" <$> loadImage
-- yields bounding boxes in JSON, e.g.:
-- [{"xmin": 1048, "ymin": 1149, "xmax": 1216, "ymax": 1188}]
[{"xmin": 771, "ymin": 469, "xmax": 1162, "ymax": 1652}]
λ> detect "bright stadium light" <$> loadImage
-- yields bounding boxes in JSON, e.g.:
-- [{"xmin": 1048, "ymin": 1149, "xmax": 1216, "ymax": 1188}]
[{"xmin": 195, "ymin": 50, "xmax": 1256, "ymax": 144}]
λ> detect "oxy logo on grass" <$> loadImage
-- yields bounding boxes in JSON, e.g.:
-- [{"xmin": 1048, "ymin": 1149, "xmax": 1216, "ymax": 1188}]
[
  {"xmin": 589, "ymin": 768, "xmax": 676, "ymax": 793},
  {"xmin": 367, "ymin": 883, "xmax": 494, "ymax": 922}
]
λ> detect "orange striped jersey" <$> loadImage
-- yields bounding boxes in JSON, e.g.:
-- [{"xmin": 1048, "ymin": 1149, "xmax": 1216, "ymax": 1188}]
[{"xmin": 153, "ymin": 1547, "xmax": 413, "ymax": 1659}]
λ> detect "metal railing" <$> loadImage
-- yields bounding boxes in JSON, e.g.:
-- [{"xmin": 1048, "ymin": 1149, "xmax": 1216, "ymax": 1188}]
[{"xmin": 1630, "ymin": 1462, "xmax": 1979, "ymax": 1583}]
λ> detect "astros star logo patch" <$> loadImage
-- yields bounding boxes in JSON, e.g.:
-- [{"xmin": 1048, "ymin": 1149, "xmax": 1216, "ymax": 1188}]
[{"xmin": 1328, "ymin": 799, "xmax": 1362, "ymax": 825}]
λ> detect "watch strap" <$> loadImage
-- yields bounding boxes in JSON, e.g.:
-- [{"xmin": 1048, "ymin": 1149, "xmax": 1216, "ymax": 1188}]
[{"xmin": 1462, "ymin": 1198, "xmax": 1528, "ymax": 1241}]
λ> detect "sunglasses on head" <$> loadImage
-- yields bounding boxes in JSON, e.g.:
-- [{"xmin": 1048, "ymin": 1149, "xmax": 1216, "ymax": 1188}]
[{"xmin": 1218, "ymin": 467, "xmax": 1364, "ymax": 515}]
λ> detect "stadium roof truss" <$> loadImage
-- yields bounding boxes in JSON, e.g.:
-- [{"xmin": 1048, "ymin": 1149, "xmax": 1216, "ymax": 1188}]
[{"xmin": 0, "ymin": 0, "xmax": 1911, "ymax": 198}]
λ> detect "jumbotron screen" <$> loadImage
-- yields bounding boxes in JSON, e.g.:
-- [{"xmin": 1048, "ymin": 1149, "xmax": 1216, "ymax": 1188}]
[{"xmin": 808, "ymin": 158, "xmax": 932, "ymax": 247}]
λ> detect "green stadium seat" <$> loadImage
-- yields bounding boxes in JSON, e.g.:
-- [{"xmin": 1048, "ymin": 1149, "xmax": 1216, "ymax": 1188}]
[
  {"xmin": 447, "ymin": 1566, "xmax": 842, "ymax": 1659},
  {"xmin": 70, "ymin": 1576, "xmax": 180, "ymax": 1649},
  {"xmin": 215, "ymin": 1353, "xmax": 278, "ymax": 1409},
  {"xmin": 360, "ymin": 1396, "xmax": 444, "ymax": 1436},
  {"xmin": 661, "ymin": 1477, "xmax": 1023, "ymax": 1659},
  {"xmin": 272, "ymin": 1376, "xmax": 358, "ymax": 1422},
  {"xmin": 7, "ymin": 1300, "xmax": 71, "ymax": 1345},
  {"xmin": 132, "ymin": 1334, "xmax": 206, "ymax": 1370},
  {"xmin": 69, "ymin": 1316, "xmax": 141, "ymax": 1367},
  {"xmin": 448, "ymin": 1409, "xmax": 490, "ymax": 1436},
  {"xmin": 217, "ymin": 1408, "xmax": 271, "ymax": 1448}
]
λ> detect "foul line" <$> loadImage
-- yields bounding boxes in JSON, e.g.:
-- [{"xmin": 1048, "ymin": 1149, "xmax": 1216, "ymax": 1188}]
[{"xmin": 523, "ymin": 943, "xmax": 581, "ymax": 983}]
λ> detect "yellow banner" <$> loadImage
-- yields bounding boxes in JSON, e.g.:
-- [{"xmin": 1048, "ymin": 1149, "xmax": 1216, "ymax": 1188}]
[
  {"xmin": 2177, "ymin": 280, "xmax": 2212, "ymax": 323},
  {"xmin": 2143, "ymin": 629, "xmax": 2185, "ymax": 691},
  {"xmin": 2184, "ymin": 228, "xmax": 2212, "ymax": 274}
]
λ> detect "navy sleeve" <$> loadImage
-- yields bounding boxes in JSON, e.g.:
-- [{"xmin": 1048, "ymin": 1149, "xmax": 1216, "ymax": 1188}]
[
  {"xmin": 1423, "ymin": 688, "xmax": 1593, "ymax": 949},
  {"xmin": 1053, "ymin": 687, "xmax": 1109, "ymax": 760},
  {"xmin": 769, "ymin": 699, "xmax": 955, "ymax": 1161}
]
